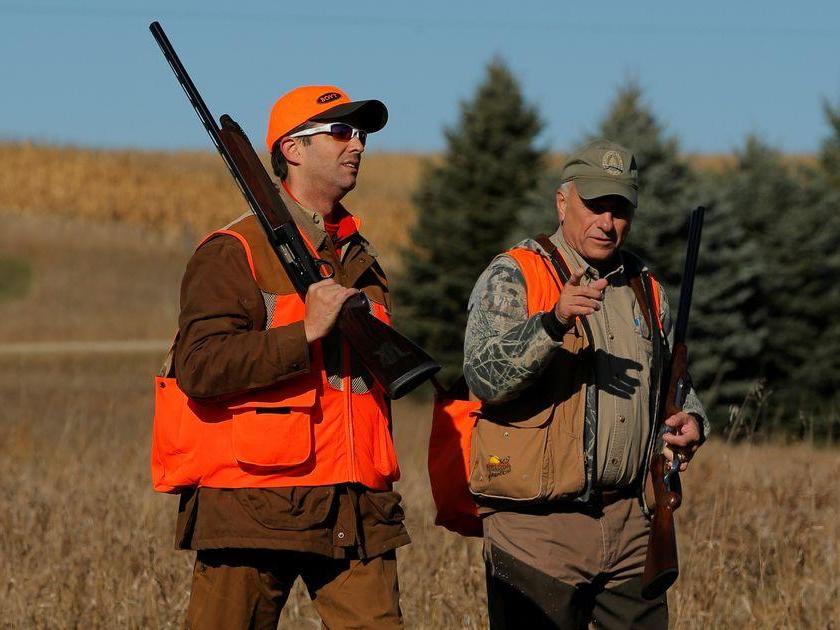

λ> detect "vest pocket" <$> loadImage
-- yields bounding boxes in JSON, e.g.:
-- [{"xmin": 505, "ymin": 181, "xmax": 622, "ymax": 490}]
[
  {"xmin": 237, "ymin": 486, "xmax": 335, "ymax": 530},
  {"xmin": 153, "ymin": 377, "xmax": 186, "ymax": 457},
  {"xmin": 548, "ymin": 408, "xmax": 586, "ymax": 496},
  {"xmin": 468, "ymin": 406, "xmax": 554, "ymax": 502},
  {"xmin": 152, "ymin": 376, "xmax": 201, "ymax": 491},
  {"xmin": 229, "ymin": 388, "xmax": 317, "ymax": 468}
]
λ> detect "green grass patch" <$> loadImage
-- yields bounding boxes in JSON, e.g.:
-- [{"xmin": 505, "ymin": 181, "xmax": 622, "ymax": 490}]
[{"xmin": 0, "ymin": 256, "xmax": 33, "ymax": 302}]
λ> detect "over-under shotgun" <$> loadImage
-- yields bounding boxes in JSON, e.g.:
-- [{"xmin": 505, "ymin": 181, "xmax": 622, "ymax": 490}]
[{"xmin": 641, "ymin": 206, "xmax": 705, "ymax": 599}]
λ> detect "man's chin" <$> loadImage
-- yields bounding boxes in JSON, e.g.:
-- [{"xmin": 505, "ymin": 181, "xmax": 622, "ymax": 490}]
[
  {"xmin": 583, "ymin": 244, "xmax": 618, "ymax": 262},
  {"xmin": 338, "ymin": 177, "xmax": 358, "ymax": 196}
]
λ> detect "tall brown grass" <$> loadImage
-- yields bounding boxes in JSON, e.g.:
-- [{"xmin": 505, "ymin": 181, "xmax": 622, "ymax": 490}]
[
  {"xmin": 0, "ymin": 142, "xmax": 426, "ymax": 272},
  {"xmin": 2, "ymin": 350, "xmax": 838, "ymax": 628},
  {"xmin": 0, "ymin": 213, "xmax": 189, "ymax": 342}
]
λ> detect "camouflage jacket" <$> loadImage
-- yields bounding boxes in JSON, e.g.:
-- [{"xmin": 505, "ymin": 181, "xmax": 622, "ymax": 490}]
[{"xmin": 463, "ymin": 233, "xmax": 709, "ymax": 501}]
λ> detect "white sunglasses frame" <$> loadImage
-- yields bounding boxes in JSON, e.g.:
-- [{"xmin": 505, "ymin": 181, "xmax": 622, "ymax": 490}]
[{"xmin": 287, "ymin": 122, "xmax": 367, "ymax": 143}]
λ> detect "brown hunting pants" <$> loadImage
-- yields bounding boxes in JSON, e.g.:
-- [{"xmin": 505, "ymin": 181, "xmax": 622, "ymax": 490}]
[
  {"xmin": 184, "ymin": 548, "xmax": 402, "ymax": 629},
  {"xmin": 483, "ymin": 496, "xmax": 668, "ymax": 629}
]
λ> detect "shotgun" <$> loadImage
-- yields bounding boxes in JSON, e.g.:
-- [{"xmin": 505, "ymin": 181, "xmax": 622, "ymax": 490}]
[
  {"xmin": 641, "ymin": 206, "xmax": 705, "ymax": 599},
  {"xmin": 149, "ymin": 21, "xmax": 440, "ymax": 398}
]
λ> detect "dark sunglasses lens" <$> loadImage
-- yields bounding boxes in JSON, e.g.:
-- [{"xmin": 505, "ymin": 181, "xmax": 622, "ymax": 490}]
[
  {"xmin": 329, "ymin": 123, "xmax": 354, "ymax": 141},
  {"xmin": 328, "ymin": 123, "xmax": 366, "ymax": 145}
]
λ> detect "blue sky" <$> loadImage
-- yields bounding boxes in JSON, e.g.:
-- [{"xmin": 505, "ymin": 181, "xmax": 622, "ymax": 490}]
[{"xmin": 1, "ymin": 1, "xmax": 838, "ymax": 154}]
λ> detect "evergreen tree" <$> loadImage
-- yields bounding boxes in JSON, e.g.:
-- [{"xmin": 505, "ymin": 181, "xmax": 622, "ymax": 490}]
[
  {"xmin": 712, "ymin": 138, "xmax": 797, "ymax": 383},
  {"xmin": 394, "ymin": 59, "xmax": 545, "ymax": 384},
  {"xmin": 792, "ymin": 97, "xmax": 840, "ymax": 412},
  {"xmin": 689, "ymin": 167, "xmax": 767, "ymax": 411},
  {"xmin": 775, "ymin": 171, "xmax": 840, "ymax": 412},
  {"xmin": 707, "ymin": 136, "xmax": 840, "ymax": 421},
  {"xmin": 591, "ymin": 81, "xmax": 701, "ymax": 285},
  {"xmin": 819, "ymin": 97, "xmax": 840, "ymax": 190},
  {"xmin": 516, "ymin": 81, "xmax": 700, "ymax": 284},
  {"xmin": 511, "ymin": 165, "xmax": 563, "ymax": 242}
]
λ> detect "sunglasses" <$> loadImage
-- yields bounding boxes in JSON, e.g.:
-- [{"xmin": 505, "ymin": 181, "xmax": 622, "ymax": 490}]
[{"xmin": 288, "ymin": 122, "xmax": 367, "ymax": 146}]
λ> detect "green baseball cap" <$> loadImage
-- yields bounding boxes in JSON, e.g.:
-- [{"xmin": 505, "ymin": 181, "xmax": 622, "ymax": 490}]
[{"xmin": 561, "ymin": 139, "xmax": 639, "ymax": 207}]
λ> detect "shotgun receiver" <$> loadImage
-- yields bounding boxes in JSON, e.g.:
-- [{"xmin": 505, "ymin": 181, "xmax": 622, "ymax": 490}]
[
  {"xmin": 640, "ymin": 206, "xmax": 704, "ymax": 599},
  {"xmin": 149, "ymin": 21, "xmax": 440, "ymax": 398}
]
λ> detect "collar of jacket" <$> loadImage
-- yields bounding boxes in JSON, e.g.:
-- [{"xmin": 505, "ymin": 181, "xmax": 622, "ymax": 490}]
[
  {"xmin": 277, "ymin": 181, "xmax": 378, "ymax": 258},
  {"xmin": 548, "ymin": 226, "xmax": 628, "ymax": 283}
]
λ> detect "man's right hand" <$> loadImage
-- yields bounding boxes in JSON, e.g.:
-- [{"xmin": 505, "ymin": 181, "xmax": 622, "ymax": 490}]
[
  {"xmin": 304, "ymin": 279, "xmax": 359, "ymax": 343},
  {"xmin": 553, "ymin": 267, "xmax": 608, "ymax": 328}
]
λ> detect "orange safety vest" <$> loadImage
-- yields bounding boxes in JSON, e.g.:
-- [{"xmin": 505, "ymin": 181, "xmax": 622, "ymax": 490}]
[
  {"xmin": 428, "ymin": 243, "xmax": 662, "ymax": 536},
  {"xmin": 506, "ymin": 246, "xmax": 661, "ymax": 317},
  {"xmin": 151, "ymin": 220, "xmax": 399, "ymax": 493}
]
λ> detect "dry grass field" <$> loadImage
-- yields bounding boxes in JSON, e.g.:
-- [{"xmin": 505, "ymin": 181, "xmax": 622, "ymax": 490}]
[
  {"xmin": 1, "ymin": 143, "xmax": 838, "ymax": 628},
  {"xmin": 0, "ymin": 143, "xmax": 426, "ymax": 273}
]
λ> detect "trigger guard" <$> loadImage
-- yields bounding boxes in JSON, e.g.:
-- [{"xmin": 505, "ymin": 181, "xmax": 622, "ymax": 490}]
[{"xmin": 315, "ymin": 258, "xmax": 335, "ymax": 279}]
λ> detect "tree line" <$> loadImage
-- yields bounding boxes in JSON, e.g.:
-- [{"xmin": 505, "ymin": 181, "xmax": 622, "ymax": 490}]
[{"xmin": 395, "ymin": 60, "xmax": 840, "ymax": 435}]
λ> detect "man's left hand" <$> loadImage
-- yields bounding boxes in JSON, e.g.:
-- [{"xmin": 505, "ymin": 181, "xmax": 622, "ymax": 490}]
[{"xmin": 662, "ymin": 412, "xmax": 702, "ymax": 472}]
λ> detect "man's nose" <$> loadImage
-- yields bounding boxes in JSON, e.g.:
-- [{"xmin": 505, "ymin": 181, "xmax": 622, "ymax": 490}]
[
  {"xmin": 598, "ymin": 212, "xmax": 614, "ymax": 231},
  {"xmin": 348, "ymin": 136, "xmax": 365, "ymax": 153}
]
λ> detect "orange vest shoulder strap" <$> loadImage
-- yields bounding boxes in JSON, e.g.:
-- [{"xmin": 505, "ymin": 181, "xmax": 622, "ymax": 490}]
[
  {"xmin": 647, "ymin": 272, "xmax": 664, "ymax": 333},
  {"xmin": 199, "ymin": 215, "xmax": 297, "ymax": 295},
  {"xmin": 196, "ymin": 228, "xmax": 257, "ymax": 282},
  {"xmin": 505, "ymin": 246, "xmax": 564, "ymax": 317}
]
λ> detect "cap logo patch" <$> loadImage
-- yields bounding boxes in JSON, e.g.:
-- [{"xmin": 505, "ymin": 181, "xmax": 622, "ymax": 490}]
[
  {"xmin": 317, "ymin": 92, "xmax": 342, "ymax": 104},
  {"xmin": 602, "ymin": 150, "xmax": 624, "ymax": 176}
]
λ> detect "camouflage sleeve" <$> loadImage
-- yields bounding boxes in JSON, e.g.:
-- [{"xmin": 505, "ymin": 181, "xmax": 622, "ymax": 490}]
[
  {"xmin": 463, "ymin": 254, "xmax": 563, "ymax": 404},
  {"xmin": 659, "ymin": 284, "xmax": 711, "ymax": 440}
]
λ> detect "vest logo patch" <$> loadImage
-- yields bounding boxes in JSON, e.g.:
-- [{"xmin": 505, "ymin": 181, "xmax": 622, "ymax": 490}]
[
  {"xmin": 602, "ymin": 150, "xmax": 624, "ymax": 175},
  {"xmin": 317, "ymin": 92, "xmax": 342, "ymax": 104},
  {"xmin": 487, "ymin": 455, "xmax": 511, "ymax": 478}
]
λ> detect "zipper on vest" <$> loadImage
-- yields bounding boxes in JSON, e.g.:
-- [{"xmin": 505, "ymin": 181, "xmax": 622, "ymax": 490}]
[{"xmin": 342, "ymin": 338, "xmax": 357, "ymax": 481}]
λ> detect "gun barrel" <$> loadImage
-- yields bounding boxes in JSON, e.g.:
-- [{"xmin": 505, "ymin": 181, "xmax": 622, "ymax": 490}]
[
  {"xmin": 673, "ymin": 206, "xmax": 705, "ymax": 345},
  {"xmin": 150, "ymin": 22, "xmax": 220, "ymax": 139},
  {"xmin": 150, "ymin": 22, "xmax": 270, "ymax": 245},
  {"xmin": 641, "ymin": 206, "xmax": 705, "ymax": 599}
]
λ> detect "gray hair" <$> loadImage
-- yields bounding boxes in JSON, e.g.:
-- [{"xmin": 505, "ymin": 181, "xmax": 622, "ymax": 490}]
[{"xmin": 558, "ymin": 180, "xmax": 574, "ymax": 195}]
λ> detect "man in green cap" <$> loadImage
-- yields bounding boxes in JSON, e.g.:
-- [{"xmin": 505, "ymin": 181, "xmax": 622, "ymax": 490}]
[{"xmin": 462, "ymin": 139, "xmax": 708, "ymax": 628}]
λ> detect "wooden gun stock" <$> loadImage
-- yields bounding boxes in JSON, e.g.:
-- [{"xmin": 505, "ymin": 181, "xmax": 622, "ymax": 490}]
[
  {"xmin": 642, "ymin": 342, "xmax": 688, "ymax": 599},
  {"xmin": 641, "ymin": 451, "xmax": 682, "ymax": 599}
]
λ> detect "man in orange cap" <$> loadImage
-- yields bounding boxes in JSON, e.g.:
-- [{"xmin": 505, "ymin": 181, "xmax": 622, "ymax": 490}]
[{"xmin": 169, "ymin": 86, "xmax": 408, "ymax": 628}]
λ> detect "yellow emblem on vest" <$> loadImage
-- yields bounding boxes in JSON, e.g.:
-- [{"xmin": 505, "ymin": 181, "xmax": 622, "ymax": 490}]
[{"xmin": 487, "ymin": 455, "xmax": 511, "ymax": 478}]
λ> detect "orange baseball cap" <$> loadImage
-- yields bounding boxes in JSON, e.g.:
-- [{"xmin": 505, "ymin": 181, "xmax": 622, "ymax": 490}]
[{"xmin": 265, "ymin": 85, "xmax": 388, "ymax": 152}]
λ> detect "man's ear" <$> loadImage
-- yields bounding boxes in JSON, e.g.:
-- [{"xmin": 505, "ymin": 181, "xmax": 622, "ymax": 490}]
[
  {"xmin": 280, "ymin": 136, "xmax": 303, "ymax": 167},
  {"xmin": 555, "ymin": 186, "xmax": 567, "ymax": 224}
]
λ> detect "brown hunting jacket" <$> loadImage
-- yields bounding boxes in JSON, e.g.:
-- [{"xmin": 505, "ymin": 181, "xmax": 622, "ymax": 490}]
[{"xmin": 171, "ymin": 185, "xmax": 409, "ymax": 559}]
